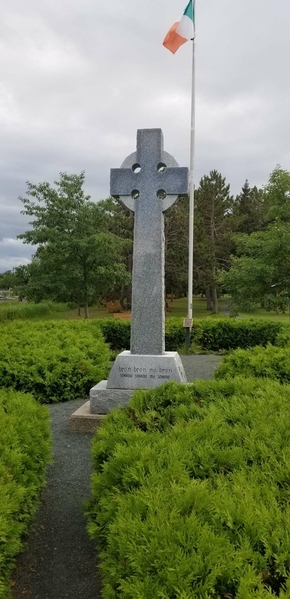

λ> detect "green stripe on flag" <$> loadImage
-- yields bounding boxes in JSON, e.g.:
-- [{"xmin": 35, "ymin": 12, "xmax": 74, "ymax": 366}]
[{"xmin": 184, "ymin": 0, "xmax": 194, "ymax": 22}]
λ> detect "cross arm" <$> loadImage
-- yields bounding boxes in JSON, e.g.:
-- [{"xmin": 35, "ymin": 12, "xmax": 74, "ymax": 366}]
[
  {"xmin": 110, "ymin": 168, "xmax": 138, "ymax": 198},
  {"xmin": 158, "ymin": 167, "xmax": 188, "ymax": 196}
]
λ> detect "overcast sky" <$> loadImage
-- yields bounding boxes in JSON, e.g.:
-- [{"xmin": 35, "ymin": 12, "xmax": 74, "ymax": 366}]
[{"xmin": 1, "ymin": 0, "xmax": 289, "ymax": 272}]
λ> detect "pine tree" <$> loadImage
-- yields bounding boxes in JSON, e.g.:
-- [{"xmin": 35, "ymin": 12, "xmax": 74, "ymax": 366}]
[
  {"xmin": 195, "ymin": 170, "xmax": 234, "ymax": 313},
  {"xmin": 234, "ymin": 180, "xmax": 266, "ymax": 234}
]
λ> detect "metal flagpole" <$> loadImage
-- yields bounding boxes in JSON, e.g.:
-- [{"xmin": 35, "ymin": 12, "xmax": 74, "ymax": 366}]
[{"xmin": 185, "ymin": 1, "xmax": 196, "ymax": 351}]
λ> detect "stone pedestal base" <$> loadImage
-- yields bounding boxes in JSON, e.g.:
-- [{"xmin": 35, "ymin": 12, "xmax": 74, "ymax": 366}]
[
  {"xmin": 107, "ymin": 351, "xmax": 187, "ymax": 389},
  {"xmin": 90, "ymin": 381, "xmax": 134, "ymax": 414},
  {"xmin": 89, "ymin": 351, "xmax": 186, "ymax": 416}
]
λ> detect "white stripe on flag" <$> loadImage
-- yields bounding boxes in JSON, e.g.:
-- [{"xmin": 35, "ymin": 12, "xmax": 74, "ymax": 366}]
[{"xmin": 177, "ymin": 15, "xmax": 194, "ymax": 40}]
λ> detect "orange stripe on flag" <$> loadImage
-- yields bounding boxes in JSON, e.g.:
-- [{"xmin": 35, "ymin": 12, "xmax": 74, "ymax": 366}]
[{"xmin": 162, "ymin": 22, "xmax": 188, "ymax": 54}]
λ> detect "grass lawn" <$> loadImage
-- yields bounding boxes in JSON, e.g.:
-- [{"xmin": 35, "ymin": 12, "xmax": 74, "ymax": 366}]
[
  {"xmin": 36, "ymin": 297, "xmax": 221, "ymax": 321},
  {"xmin": 61, "ymin": 299, "xmax": 290, "ymax": 322},
  {"xmin": 239, "ymin": 308, "xmax": 290, "ymax": 323},
  {"xmin": 1, "ymin": 297, "xmax": 290, "ymax": 322}
]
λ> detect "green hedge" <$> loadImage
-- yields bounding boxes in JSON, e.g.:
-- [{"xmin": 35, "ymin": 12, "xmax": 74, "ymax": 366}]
[
  {"xmin": 0, "ymin": 320, "xmax": 109, "ymax": 403},
  {"xmin": 99, "ymin": 318, "xmax": 187, "ymax": 352},
  {"xmin": 0, "ymin": 301, "xmax": 68, "ymax": 322},
  {"xmin": 87, "ymin": 379, "xmax": 290, "ymax": 598},
  {"xmin": 196, "ymin": 318, "xmax": 284, "ymax": 351},
  {"xmin": 215, "ymin": 343, "xmax": 290, "ymax": 383},
  {"xmin": 0, "ymin": 389, "xmax": 51, "ymax": 599},
  {"xmin": 99, "ymin": 319, "xmax": 131, "ymax": 352},
  {"xmin": 99, "ymin": 317, "xmax": 285, "ymax": 352}
]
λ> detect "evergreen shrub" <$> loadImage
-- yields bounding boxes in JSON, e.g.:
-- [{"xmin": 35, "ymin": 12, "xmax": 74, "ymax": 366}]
[
  {"xmin": 0, "ymin": 320, "xmax": 109, "ymax": 402},
  {"xmin": 99, "ymin": 317, "xmax": 285, "ymax": 352},
  {"xmin": 99, "ymin": 319, "xmax": 131, "ymax": 352},
  {"xmin": 0, "ymin": 301, "xmax": 67, "ymax": 322},
  {"xmin": 87, "ymin": 379, "xmax": 290, "ymax": 598},
  {"xmin": 0, "ymin": 388, "xmax": 51, "ymax": 598},
  {"xmin": 99, "ymin": 318, "xmax": 187, "ymax": 352},
  {"xmin": 215, "ymin": 343, "xmax": 290, "ymax": 383},
  {"xmin": 197, "ymin": 318, "xmax": 283, "ymax": 351},
  {"xmin": 276, "ymin": 326, "xmax": 290, "ymax": 347}
]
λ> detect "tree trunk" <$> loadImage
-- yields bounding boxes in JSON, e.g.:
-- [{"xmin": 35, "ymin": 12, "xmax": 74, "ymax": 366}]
[
  {"xmin": 212, "ymin": 287, "xmax": 218, "ymax": 313},
  {"xmin": 84, "ymin": 302, "xmax": 89, "ymax": 319},
  {"xmin": 78, "ymin": 303, "xmax": 81, "ymax": 317},
  {"xmin": 83, "ymin": 264, "xmax": 89, "ymax": 319},
  {"xmin": 120, "ymin": 283, "xmax": 132, "ymax": 310},
  {"xmin": 205, "ymin": 287, "xmax": 212, "ymax": 311},
  {"xmin": 212, "ymin": 267, "xmax": 218, "ymax": 313}
]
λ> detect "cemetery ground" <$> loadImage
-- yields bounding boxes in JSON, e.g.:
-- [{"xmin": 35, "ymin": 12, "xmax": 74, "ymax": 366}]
[{"xmin": 3, "ymin": 310, "xmax": 290, "ymax": 596}]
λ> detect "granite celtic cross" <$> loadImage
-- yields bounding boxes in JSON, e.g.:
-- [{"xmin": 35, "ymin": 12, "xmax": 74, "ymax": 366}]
[{"xmin": 110, "ymin": 128, "xmax": 188, "ymax": 355}]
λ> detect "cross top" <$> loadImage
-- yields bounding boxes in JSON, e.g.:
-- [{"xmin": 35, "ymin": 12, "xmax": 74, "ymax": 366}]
[
  {"xmin": 110, "ymin": 128, "xmax": 188, "ymax": 212},
  {"xmin": 109, "ymin": 129, "xmax": 188, "ymax": 356}
]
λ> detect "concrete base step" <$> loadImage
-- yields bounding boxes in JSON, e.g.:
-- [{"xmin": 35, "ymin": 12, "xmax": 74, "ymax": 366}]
[{"xmin": 69, "ymin": 401, "xmax": 106, "ymax": 433}]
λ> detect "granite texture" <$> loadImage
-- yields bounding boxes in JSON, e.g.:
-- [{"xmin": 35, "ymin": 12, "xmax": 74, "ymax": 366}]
[
  {"xmin": 106, "ymin": 350, "xmax": 187, "ymax": 390},
  {"xmin": 110, "ymin": 129, "xmax": 188, "ymax": 355},
  {"xmin": 90, "ymin": 380, "xmax": 134, "ymax": 414}
]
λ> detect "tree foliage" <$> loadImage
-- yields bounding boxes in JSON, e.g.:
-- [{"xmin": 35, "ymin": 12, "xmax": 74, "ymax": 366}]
[
  {"xmin": 96, "ymin": 197, "xmax": 134, "ymax": 309},
  {"xmin": 17, "ymin": 172, "xmax": 130, "ymax": 316},
  {"xmin": 232, "ymin": 179, "xmax": 266, "ymax": 235},
  {"xmin": 14, "ymin": 165, "xmax": 287, "ymax": 316},
  {"xmin": 223, "ymin": 167, "xmax": 290, "ymax": 312},
  {"xmin": 0, "ymin": 270, "xmax": 16, "ymax": 290},
  {"xmin": 194, "ymin": 170, "xmax": 235, "ymax": 312},
  {"xmin": 165, "ymin": 195, "xmax": 189, "ymax": 298}
]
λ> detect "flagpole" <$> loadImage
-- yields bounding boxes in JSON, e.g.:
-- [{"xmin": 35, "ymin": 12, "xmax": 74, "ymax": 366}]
[{"xmin": 185, "ymin": 4, "xmax": 195, "ymax": 351}]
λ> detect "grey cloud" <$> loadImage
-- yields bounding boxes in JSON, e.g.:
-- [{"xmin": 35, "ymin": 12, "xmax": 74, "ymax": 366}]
[
  {"xmin": 0, "ymin": 238, "xmax": 34, "ymax": 272},
  {"xmin": 1, "ymin": 0, "xmax": 290, "ymax": 271}
]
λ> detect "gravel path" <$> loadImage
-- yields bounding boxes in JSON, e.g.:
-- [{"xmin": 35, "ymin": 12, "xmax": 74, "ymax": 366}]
[
  {"xmin": 12, "ymin": 399, "xmax": 101, "ymax": 599},
  {"xmin": 12, "ymin": 354, "xmax": 222, "ymax": 599},
  {"xmin": 181, "ymin": 354, "xmax": 222, "ymax": 381}
]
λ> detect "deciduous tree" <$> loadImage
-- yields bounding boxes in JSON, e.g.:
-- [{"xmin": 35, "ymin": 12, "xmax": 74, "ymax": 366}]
[{"xmin": 18, "ymin": 173, "xmax": 130, "ymax": 316}]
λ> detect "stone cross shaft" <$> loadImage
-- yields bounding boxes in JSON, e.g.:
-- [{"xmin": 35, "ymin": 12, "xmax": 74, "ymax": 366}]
[{"xmin": 110, "ymin": 129, "xmax": 188, "ymax": 355}]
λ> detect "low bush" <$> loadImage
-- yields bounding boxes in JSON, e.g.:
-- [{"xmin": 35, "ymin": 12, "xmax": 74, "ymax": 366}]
[
  {"xmin": 99, "ymin": 319, "xmax": 131, "ymax": 352},
  {"xmin": 0, "ymin": 388, "xmax": 51, "ymax": 598},
  {"xmin": 0, "ymin": 320, "xmax": 110, "ymax": 402},
  {"xmin": 276, "ymin": 325, "xmax": 290, "ymax": 347},
  {"xmin": 0, "ymin": 301, "xmax": 67, "ymax": 322},
  {"xmin": 99, "ymin": 317, "xmax": 285, "ymax": 353},
  {"xmin": 87, "ymin": 378, "xmax": 290, "ymax": 598},
  {"xmin": 197, "ymin": 318, "xmax": 283, "ymax": 351},
  {"xmin": 99, "ymin": 317, "xmax": 188, "ymax": 353},
  {"xmin": 215, "ymin": 343, "xmax": 290, "ymax": 383},
  {"xmin": 165, "ymin": 317, "xmax": 189, "ymax": 351}
]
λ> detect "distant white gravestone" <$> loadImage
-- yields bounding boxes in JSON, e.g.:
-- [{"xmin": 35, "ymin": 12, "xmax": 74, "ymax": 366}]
[{"xmin": 90, "ymin": 129, "xmax": 188, "ymax": 414}]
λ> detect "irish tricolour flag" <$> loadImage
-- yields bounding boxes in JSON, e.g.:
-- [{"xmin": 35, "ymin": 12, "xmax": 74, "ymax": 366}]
[{"xmin": 163, "ymin": 0, "xmax": 195, "ymax": 54}]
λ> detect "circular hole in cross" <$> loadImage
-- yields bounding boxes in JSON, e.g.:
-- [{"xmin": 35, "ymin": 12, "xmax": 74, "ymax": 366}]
[
  {"xmin": 132, "ymin": 163, "xmax": 141, "ymax": 173},
  {"xmin": 157, "ymin": 189, "xmax": 167, "ymax": 200},
  {"xmin": 131, "ymin": 190, "xmax": 140, "ymax": 200},
  {"xmin": 157, "ymin": 162, "xmax": 167, "ymax": 173}
]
